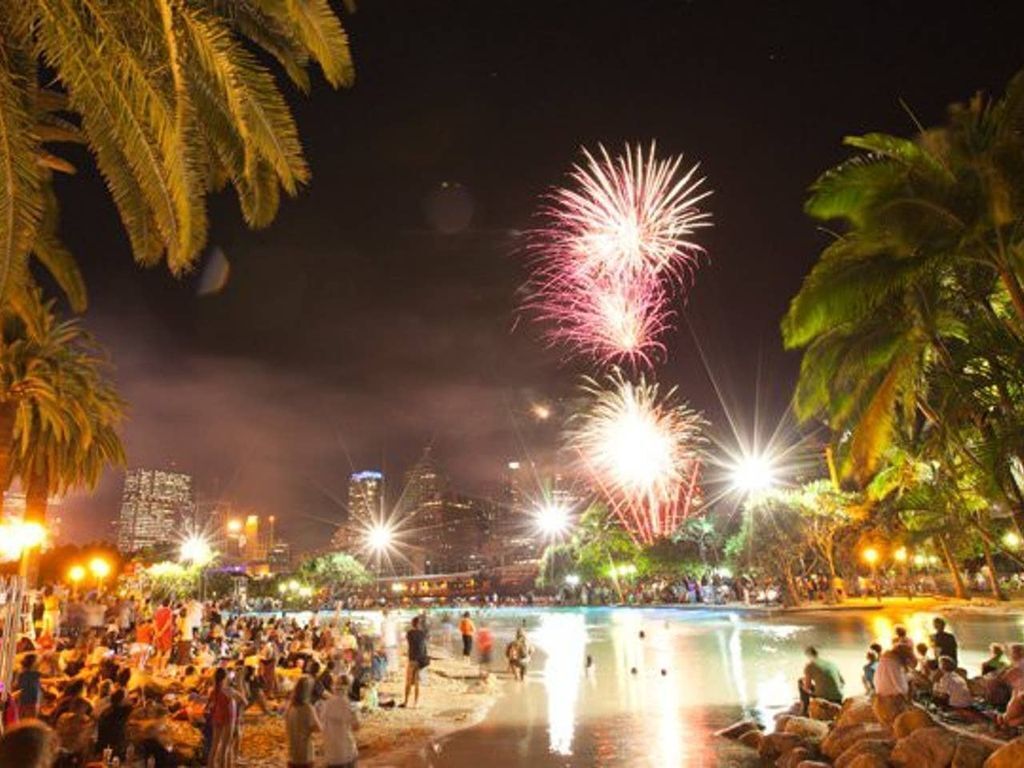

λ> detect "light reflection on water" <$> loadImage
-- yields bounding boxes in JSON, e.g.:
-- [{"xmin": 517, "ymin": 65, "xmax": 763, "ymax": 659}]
[{"xmin": 406, "ymin": 606, "xmax": 1022, "ymax": 767}]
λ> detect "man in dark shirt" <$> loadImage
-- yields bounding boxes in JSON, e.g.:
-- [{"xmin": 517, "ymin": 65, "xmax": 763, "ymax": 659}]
[
  {"xmin": 97, "ymin": 688, "xmax": 133, "ymax": 758},
  {"xmin": 403, "ymin": 616, "xmax": 429, "ymax": 708},
  {"xmin": 931, "ymin": 617, "xmax": 958, "ymax": 666}
]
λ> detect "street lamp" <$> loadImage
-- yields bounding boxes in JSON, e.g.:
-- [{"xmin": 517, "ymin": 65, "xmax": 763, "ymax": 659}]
[
  {"xmin": 862, "ymin": 547, "xmax": 880, "ymax": 602},
  {"xmin": 893, "ymin": 547, "xmax": 911, "ymax": 600},
  {"xmin": 89, "ymin": 557, "xmax": 111, "ymax": 592},
  {"xmin": 180, "ymin": 534, "xmax": 214, "ymax": 567},
  {"xmin": 68, "ymin": 564, "xmax": 86, "ymax": 596},
  {"xmin": 1003, "ymin": 531, "xmax": 1022, "ymax": 550},
  {"xmin": 535, "ymin": 502, "xmax": 570, "ymax": 537}
]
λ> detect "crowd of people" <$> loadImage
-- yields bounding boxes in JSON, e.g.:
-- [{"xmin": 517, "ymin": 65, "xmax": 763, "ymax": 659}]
[
  {"xmin": 798, "ymin": 616, "xmax": 1024, "ymax": 734},
  {"xmin": 0, "ymin": 587, "xmax": 506, "ymax": 768}
]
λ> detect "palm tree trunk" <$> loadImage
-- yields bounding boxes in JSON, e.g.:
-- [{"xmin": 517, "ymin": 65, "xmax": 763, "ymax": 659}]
[
  {"xmin": 981, "ymin": 536, "xmax": 1007, "ymax": 601},
  {"xmin": 0, "ymin": 399, "xmax": 15, "ymax": 492},
  {"xmin": 24, "ymin": 470, "xmax": 48, "ymax": 588},
  {"xmin": 937, "ymin": 534, "xmax": 967, "ymax": 599},
  {"xmin": 995, "ymin": 264, "xmax": 1024, "ymax": 333}
]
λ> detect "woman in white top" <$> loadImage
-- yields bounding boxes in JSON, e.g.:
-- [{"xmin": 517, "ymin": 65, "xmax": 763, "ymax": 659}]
[
  {"xmin": 319, "ymin": 674, "xmax": 361, "ymax": 768},
  {"xmin": 285, "ymin": 675, "xmax": 322, "ymax": 768}
]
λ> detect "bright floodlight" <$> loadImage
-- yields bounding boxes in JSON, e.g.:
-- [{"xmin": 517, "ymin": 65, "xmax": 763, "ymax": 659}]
[
  {"xmin": 89, "ymin": 556, "xmax": 111, "ymax": 579},
  {"xmin": 68, "ymin": 564, "xmax": 86, "ymax": 583},
  {"xmin": 367, "ymin": 523, "xmax": 394, "ymax": 553},
  {"xmin": 180, "ymin": 534, "xmax": 214, "ymax": 566},
  {"xmin": 729, "ymin": 454, "xmax": 776, "ymax": 494},
  {"xmin": 535, "ymin": 503, "xmax": 570, "ymax": 537}
]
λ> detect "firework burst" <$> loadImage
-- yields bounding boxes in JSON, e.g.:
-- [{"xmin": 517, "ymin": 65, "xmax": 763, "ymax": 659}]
[
  {"xmin": 526, "ymin": 142, "xmax": 711, "ymax": 366},
  {"xmin": 567, "ymin": 369, "xmax": 706, "ymax": 544}
]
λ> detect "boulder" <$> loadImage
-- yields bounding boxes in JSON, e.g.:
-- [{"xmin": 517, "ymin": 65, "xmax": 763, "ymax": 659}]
[
  {"xmin": 835, "ymin": 738, "xmax": 895, "ymax": 768},
  {"xmin": 838, "ymin": 697, "xmax": 879, "ymax": 728},
  {"xmin": 809, "ymin": 697, "xmax": 843, "ymax": 722},
  {"xmin": 796, "ymin": 762, "xmax": 833, "ymax": 768},
  {"xmin": 953, "ymin": 738, "xmax": 999, "ymax": 768},
  {"xmin": 873, "ymin": 694, "xmax": 910, "ymax": 726},
  {"xmin": 983, "ymin": 738, "xmax": 1024, "ymax": 768},
  {"xmin": 775, "ymin": 714, "xmax": 795, "ymax": 732},
  {"xmin": 777, "ymin": 746, "xmax": 811, "ymax": 768},
  {"xmin": 823, "ymin": 723, "xmax": 894, "ymax": 760},
  {"xmin": 893, "ymin": 707, "xmax": 936, "ymax": 738},
  {"xmin": 738, "ymin": 729, "xmax": 764, "ymax": 750},
  {"xmin": 783, "ymin": 716, "xmax": 831, "ymax": 742},
  {"xmin": 847, "ymin": 754, "xmax": 891, "ymax": 768},
  {"xmin": 759, "ymin": 731, "xmax": 806, "ymax": 762},
  {"xmin": 890, "ymin": 725, "xmax": 957, "ymax": 768},
  {"xmin": 715, "ymin": 719, "xmax": 761, "ymax": 740}
]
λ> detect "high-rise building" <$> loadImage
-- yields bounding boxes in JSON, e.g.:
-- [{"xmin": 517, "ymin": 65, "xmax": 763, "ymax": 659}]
[
  {"xmin": 332, "ymin": 470, "xmax": 384, "ymax": 552},
  {"xmin": 435, "ymin": 494, "xmax": 491, "ymax": 572},
  {"xmin": 268, "ymin": 541, "xmax": 291, "ymax": 573},
  {"xmin": 116, "ymin": 468, "xmax": 195, "ymax": 553},
  {"xmin": 493, "ymin": 460, "xmax": 539, "ymax": 564},
  {"xmin": 404, "ymin": 449, "xmax": 446, "ymax": 572}
]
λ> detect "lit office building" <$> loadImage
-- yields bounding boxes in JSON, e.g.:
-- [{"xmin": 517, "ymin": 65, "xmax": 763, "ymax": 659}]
[{"xmin": 116, "ymin": 468, "xmax": 195, "ymax": 553}]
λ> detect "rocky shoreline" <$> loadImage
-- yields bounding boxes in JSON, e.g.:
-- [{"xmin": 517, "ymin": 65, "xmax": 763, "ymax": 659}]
[{"xmin": 717, "ymin": 696, "xmax": 1022, "ymax": 768}]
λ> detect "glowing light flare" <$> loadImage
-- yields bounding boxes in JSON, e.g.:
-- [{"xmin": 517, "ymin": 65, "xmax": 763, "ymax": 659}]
[
  {"xmin": 568, "ymin": 370, "xmax": 706, "ymax": 545},
  {"xmin": 68, "ymin": 564, "xmax": 86, "ymax": 583},
  {"xmin": 728, "ymin": 454, "xmax": 777, "ymax": 495},
  {"xmin": 893, "ymin": 547, "xmax": 908, "ymax": 564},
  {"xmin": 179, "ymin": 534, "xmax": 214, "ymax": 567},
  {"xmin": 226, "ymin": 519, "xmax": 243, "ymax": 533},
  {"xmin": 1004, "ymin": 531, "xmax": 1021, "ymax": 550},
  {"xmin": 89, "ymin": 556, "xmax": 111, "ymax": 579},
  {"xmin": 531, "ymin": 402, "xmax": 552, "ymax": 421},
  {"xmin": 862, "ymin": 547, "xmax": 880, "ymax": 567},
  {"xmin": 0, "ymin": 520, "xmax": 46, "ymax": 560},
  {"xmin": 535, "ymin": 502, "xmax": 571, "ymax": 538},
  {"xmin": 366, "ymin": 522, "xmax": 394, "ymax": 553}
]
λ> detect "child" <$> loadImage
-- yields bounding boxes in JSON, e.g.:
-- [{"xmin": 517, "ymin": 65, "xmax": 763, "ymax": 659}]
[{"xmin": 862, "ymin": 650, "xmax": 879, "ymax": 694}]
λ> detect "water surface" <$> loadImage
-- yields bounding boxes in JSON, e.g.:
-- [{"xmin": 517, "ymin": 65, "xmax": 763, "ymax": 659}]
[{"xmin": 397, "ymin": 605, "xmax": 1024, "ymax": 767}]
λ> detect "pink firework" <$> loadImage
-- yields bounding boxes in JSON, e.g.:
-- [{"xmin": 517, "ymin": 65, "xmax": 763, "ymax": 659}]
[
  {"xmin": 526, "ymin": 143, "xmax": 711, "ymax": 366},
  {"xmin": 567, "ymin": 369, "xmax": 706, "ymax": 545}
]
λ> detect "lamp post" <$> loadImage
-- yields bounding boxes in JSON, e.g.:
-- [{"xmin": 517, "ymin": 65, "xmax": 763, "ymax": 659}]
[
  {"xmin": 68, "ymin": 565, "xmax": 86, "ymax": 597},
  {"xmin": 534, "ymin": 502, "xmax": 570, "ymax": 592},
  {"xmin": 893, "ymin": 546, "xmax": 911, "ymax": 600}
]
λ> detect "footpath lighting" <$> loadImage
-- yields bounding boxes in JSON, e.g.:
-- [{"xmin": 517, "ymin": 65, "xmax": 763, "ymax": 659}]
[
  {"xmin": 862, "ymin": 547, "xmax": 881, "ymax": 603},
  {"xmin": 565, "ymin": 574, "xmax": 581, "ymax": 587},
  {"xmin": 89, "ymin": 556, "xmax": 111, "ymax": 592},
  {"xmin": 893, "ymin": 547, "xmax": 908, "ymax": 563},
  {"xmin": 1003, "ymin": 531, "xmax": 1022, "ymax": 550},
  {"xmin": 68, "ymin": 564, "xmax": 86, "ymax": 585}
]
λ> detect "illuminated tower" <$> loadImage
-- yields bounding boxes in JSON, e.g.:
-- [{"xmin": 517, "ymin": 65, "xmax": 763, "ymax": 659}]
[
  {"xmin": 116, "ymin": 468, "xmax": 195, "ymax": 553},
  {"xmin": 332, "ymin": 470, "xmax": 384, "ymax": 552}
]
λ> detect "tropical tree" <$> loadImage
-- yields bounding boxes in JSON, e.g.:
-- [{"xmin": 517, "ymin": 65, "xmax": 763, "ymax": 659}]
[
  {"xmin": 783, "ymin": 67, "xmax": 1024, "ymax": 540},
  {"xmin": 296, "ymin": 552, "xmax": 372, "ymax": 595},
  {"xmin": 0, "ymin": 0, "xmax": 354, "ymax": 303}
]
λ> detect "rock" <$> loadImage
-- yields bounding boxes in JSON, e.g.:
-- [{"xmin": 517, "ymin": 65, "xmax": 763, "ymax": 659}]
[
  {"xmin": 890, "ymin": 725, "xmax": 957, "ymax": 767},
  {"xmin": 809, "ymin": 698, "xmax": 843, "ymax": 722},
  {"xmin": 983, "ymin": 738, "xmax": 1024, "ymax": 768},
  {"xmin": 796, "ymin": 762, "xmax": 833, "ymax": 768},
  {"xmin": 738, "ymin": 729, "xmax": 764, "ymax": 750},
  {"xmin": 783, "ymin": 716, "xmax": 831, "ymax": 742},
  {"xmin": 823, "ymin": 723, "xmax": 893, "ymax": 760},
  {"xmin": 777, "ymin": 746, "xmax": 811, "ymax": 768},
  {"xmin": 893, "ymin": 707, "xmax": 936, "ymax": 738},
  {"xmin": 775, "ymin": 714, "xmax": 794, "ymax": 732},
  {"xmin": 873, "ymin": 694, "xmax": 910, "ymax": 726},
  {"xmin": 715, "ymin": 719, "xmax": 761, "ymax": 740},
  {"xmin": 838, "ymin": 697, "xmax": 880, "ymax": 728},
  {"xmin": 760, "ymin": 732, "xmax": 806, "ymax": 761},
  {"xmin": 954, "ymin": 737, "xmax": 1003, "ymax": 768},
  {"xmin": 835, "ymin": 739, "xmax": 895, "ymax": 768},
  {"xmin": 847, "ymin": 754, "xmax": 891, "ymax": 768}
]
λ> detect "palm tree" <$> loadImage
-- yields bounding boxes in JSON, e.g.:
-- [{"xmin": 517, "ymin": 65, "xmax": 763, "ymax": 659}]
[
  {"xmin": 0, "ymin": 296, "xmax": 124, "ymax": 507},
  {"xmin": 0, "ymin": 0, "xmax": 354, "ymax": 302}
]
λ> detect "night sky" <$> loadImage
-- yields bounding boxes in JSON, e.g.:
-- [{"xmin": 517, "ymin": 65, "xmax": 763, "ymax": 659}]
[{"xmin": 52, "ymin": 1, "xmax": 1024, "ymax": 551}]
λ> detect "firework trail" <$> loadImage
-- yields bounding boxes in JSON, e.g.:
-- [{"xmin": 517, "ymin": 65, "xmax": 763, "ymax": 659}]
[
  {"xmin": 526, "ymin": 142, "xmax": 711, "ymax": 367},
  {"xmin": 567, "ymin": 369, "xmax": 706, "ymax": 544}
]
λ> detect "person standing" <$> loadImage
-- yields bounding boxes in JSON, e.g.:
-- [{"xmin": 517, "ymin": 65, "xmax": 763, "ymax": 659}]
[
  {"xmin": 208, "ymin": 668, "xmax": 236, "ymax": 768},
  {"xmin": 930, "ymin": 617, "xmax": 958, "ymax": 667},
  {"xmin": 458, "ymin": 612, "xmax": 475, "ymax": 660},
  {"xmin": 798, "ymin": 646, "xmax": 845, "ymax": 715},
  {"xmin": 403, "ymin": 616, "xmax": 429, "ymax": 708},
  {"xmin": 153, "ymin": 600, "xmax": 174, "ymax": 671},
  {"xmin": 321, "ymin": 675, "xmax": 361, "ymax": 768},
  {"xmin": 285, "ymin": 676, "xmax": 322, "ymax": 768},
  {"xmin": 381, "ymin": 609, "xmax": 399, "ymax": 682}
]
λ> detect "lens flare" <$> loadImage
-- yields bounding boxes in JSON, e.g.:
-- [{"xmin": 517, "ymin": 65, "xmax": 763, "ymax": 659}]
[
  {"xmin": 525, "ymin": 142, "xmax": 711, "ymax": 366},
  {"xmin": 568, "ymin": 370, "xmax": 706, "ymax": 544}
]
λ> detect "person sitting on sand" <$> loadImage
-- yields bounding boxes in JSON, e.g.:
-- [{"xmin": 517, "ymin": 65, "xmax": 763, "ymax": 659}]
[
  {"xmin": 0, "ymin": 721, "xmax": 57, "ymax": 768},
  {"xmin": 933, "ymin": 656, "xmax": 972, "ymax": 709},
  {"xmin": 798, "ymin": 646, "xmax": 844, "ymax": 715},
  {"xmin": 982, "ymin": 643, "xmax": 1011, "ymax": 676}
]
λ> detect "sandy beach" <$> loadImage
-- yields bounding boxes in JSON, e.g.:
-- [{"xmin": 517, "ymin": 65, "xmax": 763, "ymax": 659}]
[{"xmin": 239, "ymin": 646, "xmax": 502, "ymax": 768}]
